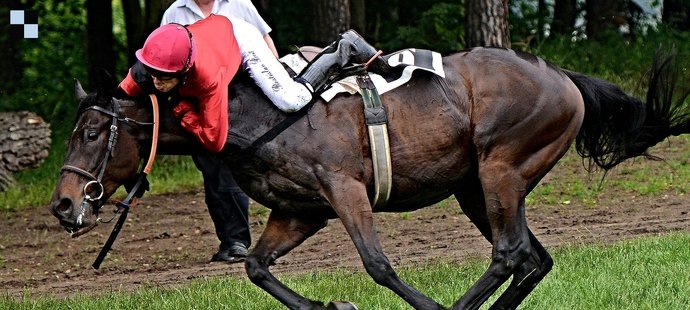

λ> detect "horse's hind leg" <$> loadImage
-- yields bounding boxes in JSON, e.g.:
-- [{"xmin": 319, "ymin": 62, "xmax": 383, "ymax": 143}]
[
  {"xmin": 491, "ymin": 230, "xmax": 552, "ymax": 309},
  {"xmin": 245, "ymin": 210, "xmax": 330, "ymax": 309},
  {"xmin": 455, "ymin": 181, "xmax": 553, "ymax": 309},
  {"xmin": 323, "ymin": 176, "xmax": 443, "ymax": 310},
  {"xmin": 450, "ymin": 165, "xmax": 539, "ymax": 310}
]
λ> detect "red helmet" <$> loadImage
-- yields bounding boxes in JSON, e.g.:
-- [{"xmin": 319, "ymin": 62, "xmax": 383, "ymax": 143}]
[{"xmin": 135, "ymin": 24, "xmax": 196, "ymax": 74}]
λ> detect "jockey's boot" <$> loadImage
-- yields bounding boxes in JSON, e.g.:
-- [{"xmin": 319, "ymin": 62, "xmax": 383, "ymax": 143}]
[{"xmin": 295, "ymin": 30, "xmax": 390, "ymax": 94}]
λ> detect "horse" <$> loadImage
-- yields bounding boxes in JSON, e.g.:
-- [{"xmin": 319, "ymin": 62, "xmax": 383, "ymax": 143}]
[{"xmin": 50, "ymin": 47, "xmax": 689, "ymax": 310}]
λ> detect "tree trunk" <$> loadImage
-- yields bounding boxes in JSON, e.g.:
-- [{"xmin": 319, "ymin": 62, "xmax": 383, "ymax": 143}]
[
  {"xmin": 537, "ymin": 0, "xmax": 548, "ymax": 41},
  {"xmin": 311, "ymin": 0, "xmax": 350, "ymax": 46},
  {"xmin": 663, "ymin": 0, "xmax": 690, "ymax": 31},
  {"xmin": 0, "ymin": 0, "xmax": 28, "ymax": 96},
  {"xmin": 122, "ymin": 0, "xmax": 145, "ymax": 67},
  {"xmin": 466, "ymin": 0, "xmax": 510, "ymax": 48},
  {"xmin": 86, "ymin": 0, "xmax": 115, "ymax": 89},
  {"xmin": 0, "ymin": 111, "xmax": 51, "ymax": 191},
  {"xmin": 585, "ymin": 0, "xmax": 625, "ymax": 40},
  {"xmin": 350, "ymin": 0, "xmax": 366, "ymax": 35},
  {"xmin": 552, "ymin": 0, "xmax": 578, "ymax": 36},
  {"xmin": 121, "ymin": 0, "xmax": 171, "ymax": 67}
]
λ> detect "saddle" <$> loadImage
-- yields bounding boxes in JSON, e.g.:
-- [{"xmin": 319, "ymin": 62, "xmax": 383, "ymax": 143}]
[
  {"xmin": 282, "ymin": 47, "xmax": 446, "ymax": 102},
  {"xmin": 298, "ymin": 45, "xmax": 323, "ymax": 62}
]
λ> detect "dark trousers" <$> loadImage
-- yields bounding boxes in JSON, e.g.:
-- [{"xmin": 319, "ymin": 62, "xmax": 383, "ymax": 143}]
[{"xmin": 192, "ymin": 155, "xmax": 251, "ymax": 249}]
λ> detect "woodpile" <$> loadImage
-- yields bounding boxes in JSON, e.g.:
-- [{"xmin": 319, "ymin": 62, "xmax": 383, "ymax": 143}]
[{"xmin": 0, "ymin": 111, "xmax": 52, "ymax": 191}]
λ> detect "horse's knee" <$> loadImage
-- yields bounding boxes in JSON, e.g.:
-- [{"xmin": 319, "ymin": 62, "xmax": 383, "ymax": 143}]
[
  {"xmin": 245, "ymin": 255, "xmax": 270, "ymax": 284},
  {"xmin": 491, "ymin": 243, "xmax": 532, "ymax": 278},
  {"xmin": 361, "ymin": 254, "xmax": 397, "ymax": 285}
]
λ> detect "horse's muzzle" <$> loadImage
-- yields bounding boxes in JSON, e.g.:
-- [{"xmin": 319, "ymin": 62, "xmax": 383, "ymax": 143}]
[{"xmin": 49, "ymin": 197, "xmax": 94, "ymax": 233}]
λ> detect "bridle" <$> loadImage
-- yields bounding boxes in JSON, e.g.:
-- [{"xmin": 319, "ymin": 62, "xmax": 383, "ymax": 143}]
[
  {"xmin": 60, "ymin": 94, "xmax": 160, "ymax": 269},
  {"xmin": 60, "ymin": 99, "xmax": 154, "ymax": 222}
]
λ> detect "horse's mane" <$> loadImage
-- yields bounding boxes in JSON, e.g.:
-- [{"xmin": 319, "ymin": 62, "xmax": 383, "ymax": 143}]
[{"xmin": 74, "ymin": 92, "xmax": 111, "ymax": 125}]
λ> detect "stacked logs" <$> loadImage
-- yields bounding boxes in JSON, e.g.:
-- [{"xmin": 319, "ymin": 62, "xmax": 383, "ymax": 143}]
[{"xmin": 0, "ymin": 111, "xmax": 52, "ymax": 191}]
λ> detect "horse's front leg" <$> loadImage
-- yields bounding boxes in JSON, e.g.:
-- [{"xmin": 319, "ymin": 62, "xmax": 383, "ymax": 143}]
[
  {"xmin": 322, "ymin": 175, "xmax": 444, "ymax": 310},
  {"xmin": 245, "ymin": 209, "xmax": 329, "ymax": 309}
]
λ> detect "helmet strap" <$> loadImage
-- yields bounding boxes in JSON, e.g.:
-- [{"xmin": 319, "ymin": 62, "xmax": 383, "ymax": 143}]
[{"xmin": 174, "ymin": 23, "xmax": 194, "ymax": 73}]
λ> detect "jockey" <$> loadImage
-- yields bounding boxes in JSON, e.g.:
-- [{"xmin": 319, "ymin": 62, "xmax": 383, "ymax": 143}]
[{"xmin": 118, "ymin": 14, "xmax": 387, "ymax": 153}]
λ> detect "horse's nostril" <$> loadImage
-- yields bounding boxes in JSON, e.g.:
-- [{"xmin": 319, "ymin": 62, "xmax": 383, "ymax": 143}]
[{"xmin": 55, "ymin": 198, "xmax": 73, "ymax": 213}]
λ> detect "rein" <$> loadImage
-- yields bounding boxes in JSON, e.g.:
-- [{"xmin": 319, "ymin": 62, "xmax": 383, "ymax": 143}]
[
  {"xmin": 59, "ymin": 94, "xmax": 160, "ymax": 269},
  {"xmin": 92, "ymin": 94, "xmax": 160, "ymax": 269}
]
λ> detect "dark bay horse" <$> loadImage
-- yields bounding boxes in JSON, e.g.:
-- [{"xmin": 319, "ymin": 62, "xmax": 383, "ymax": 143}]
[{"xmin": 50, "ymin": 47, "xmax": 689, "ymax": 309}]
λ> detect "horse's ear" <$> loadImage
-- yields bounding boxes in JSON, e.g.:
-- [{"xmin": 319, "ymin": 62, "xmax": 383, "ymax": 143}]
[{"xmin": 74, "ymin": 79, "xmax": 87, "ymax": 102}]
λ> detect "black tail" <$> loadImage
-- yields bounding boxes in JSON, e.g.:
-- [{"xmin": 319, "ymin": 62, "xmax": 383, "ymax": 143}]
[{"xmin": 565, "ymin": 48, "xmax": 690, "ymax": 170}]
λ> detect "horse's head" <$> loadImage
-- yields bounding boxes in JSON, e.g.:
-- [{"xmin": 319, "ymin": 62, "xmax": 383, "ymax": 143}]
[{"xmin": 49, "ymin": 80, "xmax": 151, "ymax": 235}]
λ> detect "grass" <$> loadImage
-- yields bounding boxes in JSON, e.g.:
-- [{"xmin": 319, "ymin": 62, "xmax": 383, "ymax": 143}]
[
  {"xmin": 2, "ymin": 232, "xmax": 689, "ymax": 309},
  {"xmin": 526, "ymin": 135, "xmax": 690, "ymax": 208}
]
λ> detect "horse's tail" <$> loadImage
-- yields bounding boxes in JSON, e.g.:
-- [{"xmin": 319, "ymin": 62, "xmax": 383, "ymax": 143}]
[{"xmin": 564, "ymin": 48, "xmax": 690, "ymax": 170}]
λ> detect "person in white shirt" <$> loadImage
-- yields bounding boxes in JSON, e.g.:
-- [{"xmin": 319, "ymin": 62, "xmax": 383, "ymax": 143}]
[
  {"xmin": 161, "ymin": 0, "xmax": 279, "ymax": 58},
  {"xmin": 160, "ymin": 0, "xmax": 277, "ymax": 263}
]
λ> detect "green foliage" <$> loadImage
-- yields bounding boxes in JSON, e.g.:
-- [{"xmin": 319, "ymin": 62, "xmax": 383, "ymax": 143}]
[
  {"xmin": 379, "ymin": 3, "xmax": 465, "ymax": 54},
  {"xmin": 3, "ymin": 233, "xmax": 689, "ymax": 309},
  {"xmin": 509, "ymin": 0, "xmax": 554, "ymax": 46},
  {"xmin": 2, "ymin": 0, "xmax": 689, "ymax": 213},
  {"xmin": 0, "ymin": 0, "xmax": 87, "ymax": 123},
  {"xmin": 532, "ymin": 27, "xmax": 690, "ymax": 78}
]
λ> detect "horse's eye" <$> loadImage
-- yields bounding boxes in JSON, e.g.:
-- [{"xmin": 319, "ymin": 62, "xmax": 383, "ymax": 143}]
[{"xmin": 85, "ymin": 130, "xmax": 99, "ymax": 141}]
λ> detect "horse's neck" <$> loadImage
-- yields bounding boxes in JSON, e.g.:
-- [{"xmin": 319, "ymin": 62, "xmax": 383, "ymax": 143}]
[
  {"xmin": 126, "ymin": 99, "xmax": 208, "ymax": 156},
  {"xmin": 226, "ymin": 77, "xmax": 289, "ymax": 150}
]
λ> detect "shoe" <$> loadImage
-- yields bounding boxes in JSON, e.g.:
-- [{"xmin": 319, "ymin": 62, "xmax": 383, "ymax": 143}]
[
  {"xmin": 211, "ymin": 242, "xmax": 248, "ymax": 263},
  {"xmin": 296, "ymin": 30, "xmax": 390, "ymax": 94},
  {"xmin": 340, "ymin": 30, "xmax": 389, "ymax": 73}
]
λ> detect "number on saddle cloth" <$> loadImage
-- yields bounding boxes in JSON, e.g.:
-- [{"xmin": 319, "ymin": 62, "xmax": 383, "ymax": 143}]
[
  {"xmin": 279, "ymin": 48, "xmax": 445, "ymax": 101},
  {"xmin": 321, "ymin": 48, "xmax": 446, "ymax": 101}
]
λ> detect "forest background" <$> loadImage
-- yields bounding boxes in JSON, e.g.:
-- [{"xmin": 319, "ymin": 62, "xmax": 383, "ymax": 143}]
[{"xmin": 0, "ymin": 0, "xmax": 689, "ymax": 209}]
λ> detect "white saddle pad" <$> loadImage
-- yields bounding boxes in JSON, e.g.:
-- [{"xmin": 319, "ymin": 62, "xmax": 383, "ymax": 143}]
[{"xmin": 280, "ymin": 48, "xmax": 445, "ymax": 102}]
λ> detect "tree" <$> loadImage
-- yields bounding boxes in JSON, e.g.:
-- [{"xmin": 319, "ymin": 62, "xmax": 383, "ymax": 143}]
[
  {"xmin": 86, "ymin": 0, "xmax": 115, "ymax": 88},
  {"xmin": 663, "ymin": 0, "xmax": 690, "ymax": 31},
  {"xmin": 311, "ymin": 0, "xmax": 350, "ymax": 45},
  {"xmin": 350, "ymin": 0, "xmax": 366, "ymax": 35},
  {"xmin": 552, "ymin": 0, "xmax": 578, "ymax": 36},
  {"xmin": 584, "ymin": 0, "xmax": 624, "ymax": 39},
  {"xmin": 466, "ymin": 0, "xmax": 510, "ymax": 47},
  {"xmin": 0, "ymin": 0, "xmax": 29, "ymax": 97},
  {"xmin": 121, "ymin": 0, "xmax": 169, "ymax": 66},
  {"xmin": 537, "ymin": 0, "xmax": 548, "ymax": 41}
]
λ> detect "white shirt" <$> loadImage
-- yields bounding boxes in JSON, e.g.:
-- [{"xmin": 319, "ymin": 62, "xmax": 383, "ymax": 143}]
[{"xmin": 161, "ymin": 0, "xmax": 272, "ymax": 35}]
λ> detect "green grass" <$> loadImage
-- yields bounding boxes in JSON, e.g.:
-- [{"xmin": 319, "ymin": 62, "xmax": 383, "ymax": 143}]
[
  {"xmin": 527, "ymin": 135, "xmax": 690, "ymax": 208},
  {"xmin": 3, "ymin": 232, "xmax": 689, "ymax": 309}
]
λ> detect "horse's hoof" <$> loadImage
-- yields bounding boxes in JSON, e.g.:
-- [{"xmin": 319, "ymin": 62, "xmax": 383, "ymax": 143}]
[{"xmin": 326, "ymin": 301, "xmax": 359, "ymax": 310}]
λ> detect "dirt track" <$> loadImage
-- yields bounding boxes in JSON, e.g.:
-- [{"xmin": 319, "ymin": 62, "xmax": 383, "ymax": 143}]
[
  {"xmin": 1, "ymin": 139, "xmax": 689, "ymax": 300},
  {"xmin": 2, "ymin": 189, "xmax": 689, "ymax": 300}
]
